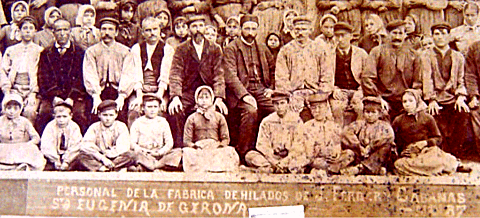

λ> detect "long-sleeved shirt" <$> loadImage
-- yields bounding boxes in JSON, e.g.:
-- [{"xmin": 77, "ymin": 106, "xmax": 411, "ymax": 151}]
[
  {"xmin": 183, "ymin": 110, "xmax": 230, "ymax": 148},
  {"xmin": 41, "ymin": 120, "xmax": 83, "ymax": 164},
  {"xmin": 256, "ymin": 111, "xmax": 304, "ymax": 164},
  {"xmin": 81, "ymin": 121, "xmax": 131, "ymax": 159},
  {"xmin": 83, "ymin": 41, "xmax": 134, "ymax": 99},
  {"xmin": 450, "ymin": 23, "xmax": 480, "ymax": 55},
  {"xmin": 0, "ymin": 42, "xmax": 43, "ymax": 95},
  {"xmin": 299, "ymin": 118, "xmax": 343, "ymax": 160},
  {"xmin": 0, "ymin": 115, "xmax": 40, "ymax": 144},
  {"xmin": 342, "ymin": 119, "xmax": 394, "ymax": 152},
  {"xmin": 33, "ymin": 27, "xmax": 55, "ymax": 49},
  {"xmin": 362, "ymin": 43, "xmax": 421, "ymax": 102},
  {"xmin": 130, "ymin": 116, "xmax": 173, "ymax": 153},
  {"xmin": 275, "ymin": 39, "xmax": 334, "ymax": 92},
  {"xmin": 71, "ymin": 26, "xmax": 101, "ymax": 51}
]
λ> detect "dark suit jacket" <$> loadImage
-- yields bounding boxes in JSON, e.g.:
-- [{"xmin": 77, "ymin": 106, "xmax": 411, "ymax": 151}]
[
  {"xmin": 38, "ymin": 42, "xmax": 87, "ymax": 102},
  {"xmin": 169, "ymin": 38, "xmax": 225, "ymax": 104},
  {"xmin": 223, "ymin": 38, "xmax": 275, "ymax": 108}
]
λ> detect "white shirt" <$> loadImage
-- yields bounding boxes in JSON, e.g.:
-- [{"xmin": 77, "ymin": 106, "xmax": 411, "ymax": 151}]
[
  {"xmin": 145, "ymin": 42, "xmax": 157, "ymax": 71},
  {"xmin": 192, "ymin": 38, "xmax": 204, "ymax": 60}
]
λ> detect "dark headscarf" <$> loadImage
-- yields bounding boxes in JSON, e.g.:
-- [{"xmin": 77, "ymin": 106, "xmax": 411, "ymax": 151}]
[{"xmin": 265, "ymin": 31, "xmax": 283, "ymax": 60}]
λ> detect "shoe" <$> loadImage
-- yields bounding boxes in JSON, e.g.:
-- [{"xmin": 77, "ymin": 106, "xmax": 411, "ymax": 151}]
[
  {"xmin": 98, "ymin": 166, "xmax": 109, "ymax": 172},
  {"xmin": 340, "ymin": 166, "xmax": 360, "ymax": 176},
  {"xmin": 257, "ymin": 166, "xmax": 274, "ymax": 173},
  {"xmin": 457, "ymin": 164, "xmax": 472, "ymax": 173}
]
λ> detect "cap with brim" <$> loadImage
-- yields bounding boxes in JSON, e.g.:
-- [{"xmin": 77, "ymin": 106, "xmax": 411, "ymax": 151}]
[
  {"xmin": 386, "ymin": 19, "xmax": 406, "ymax": 32},
  {"xmin": 307, "ymin": 92, "xmax": 330, "ymax": 104},
  {"xmin": 271, "ymin": 90, "xmax": 291, "ymax": 102},
  {"xmin": 334, "ymin": 22, "xmax": 354, "ymax": 33},
  {"xmin": 98, "ymin": 17, "xmax": 120, "ymax": 28},
  {"xmin": 187, "ymin": 15, "xmax": 206, "ymax": 25},
  {"xmin": 19, "ymin": 16, "xmax": 38, "ymax": 29},
  {"xmin": 142, "ymin": 93, "xmax": 161, "ymax": 103},
  {"xmin": 97, "ymin": 100, "xmax": 117, "ymax": 113},
  {"xmin": 431, "ymin": 22, "xmax": 451, "ymax": 33},
  {"xmin": 53, "ymin": 100, "xmax": 73, "ymax": 110},
  {"xmin": 240, "ymin": 14, "xmax": 259, "ymax": 26},
  {"xmin": 362, "ymin": 96, "xmax": 382, "ymax": 108},
  {"xmin": 173, "ymin": 16, "xmax": 187, "ymax": 26},
  {"xmin": 292, "ymin": 16, "xmax": 312, "ymax": 25}
]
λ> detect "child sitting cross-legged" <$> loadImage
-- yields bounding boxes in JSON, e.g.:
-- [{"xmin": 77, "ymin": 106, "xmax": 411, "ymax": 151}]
[
  {"xmin": 340, "ymin": 96, "xmax": 395, "ymax": 175},
  {"xmin": 182, "ymin": 85, "xmax": 240, "ymax": 173},
  {"xmin": 40, "ymin": 99, "xmax": 83, "ymax": 171},
  {"xmin": 130, "ymin": 94, "xmax": 182, "ymax": 172}
]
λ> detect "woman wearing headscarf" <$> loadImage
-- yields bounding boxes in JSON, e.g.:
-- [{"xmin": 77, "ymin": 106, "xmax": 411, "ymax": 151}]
[
  {"xmin": 393, "ymin": 89, "xmax": 471, "ymax": 176},
  {"xmin": 33, "ymin": 6, "xmax": 62, "ymax": 48},
  {"xmin": 56, "ymin": 0, "xmax": 91, "ymax": 27},
  {"xmin": 71, "ymin": 5, "xmax": 101, "ymax": 50},
  {"xmin": 316, "ymin": 0, "xmax": 362, "ymax": 35},
  {"xmin": 404, "ymin": 0, "xmax": 447, "ymax": 35},
  {"xmin": 358, "ymin": 14, "xmax": 387, "ymax": 53},
  {"xmin": 155, "ymin": 8, "xmax": 173, "ymax": 41},
  {"xmin": 0, "ymin": 1, "xmax": 29, "ymax": 53},
  {"xmin": 404, "ymin": 13, "xmax": 422, "ymax": 50},
  {"xmin": 116, "ymin": 0, "xmax": 140, "ymax": 48},
  {"xmin": 265, "ymin": 31, "xmax": 283, "ymax": 62},
  {"xmin": 279, "ymin": 9, "xmax": 298, "ymax": 45},
  {"xmin": 0, "ymin": 93, "xmax": 45, "ymax": 171}
]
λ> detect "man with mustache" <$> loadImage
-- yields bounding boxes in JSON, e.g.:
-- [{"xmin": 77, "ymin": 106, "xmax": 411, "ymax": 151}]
[
  {"xmin": 223, "ymin": 14, "xmax": 275, "ymax": 164},
  {"xmin": 83, "ymin": 17, "xmax": 135, "ymax": 124},
  {"xmin": 275, "ymin": 16, "xmax": 333, "ymax": 122},
  {"xmin": 168, "ymin": 15, "xmax": 227, "ymax": 148},
  {"xmin": 362, "ymin": 19, "xmax": 422, "ymax": 121}
]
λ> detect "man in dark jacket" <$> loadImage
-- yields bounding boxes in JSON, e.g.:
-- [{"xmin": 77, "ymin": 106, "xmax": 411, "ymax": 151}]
[
  {"xmin": 224, "ymin": 14, "xmax": 275, "ymax": 164},
  {"xmin": 37, "ymin": 18, "xmax": 88, "ymax": 133},
  {"xmin": 168, "ymin": 15, "xmax": 228, "ymax": 148}
]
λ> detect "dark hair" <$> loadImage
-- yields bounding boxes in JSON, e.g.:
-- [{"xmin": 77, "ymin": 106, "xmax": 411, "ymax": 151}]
[{"xmin": 18, "ymin": 16, "xmax": 37, "ymax": 30}]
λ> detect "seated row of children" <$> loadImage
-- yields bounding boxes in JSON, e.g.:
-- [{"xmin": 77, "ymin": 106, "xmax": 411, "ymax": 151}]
[{"xmin": 0, "ymin": 85, "xmax": 471, "ymax": 176}]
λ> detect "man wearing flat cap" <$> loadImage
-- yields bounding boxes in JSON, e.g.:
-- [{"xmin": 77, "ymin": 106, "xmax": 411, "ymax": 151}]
[
  {"xmin": 276, "ymin": 15, "xmax": 334, "ymax": 121},
  {"xmin": 362, "ymin": 19, "xmax": 422, "ymax": 121},
  {"xmin": 245, "ymin": 90, "xmax": 305, "ymax": 173},
  {"xmin": 329, "ymin": 22, "xmax": 367, "ymax": 126},
  {"xmin": 83, "ymin": 17, "xmax": 136, "ymax": 124},
  {"xmin": 223, "ymin": 14, "xmax": 276, "ymax": 164},
  {"xmin": 297, "ymin": 92, "xmax": 354, "ymax": 176},
  {"xmin": 421, "ymin": 22, "xmax": 469, "ymax": 157},
  {"xmin": 72, "ymin": 100, "xmax": 136, "ymax": 171},
  {"xmin": 168, "ymin": 15, "xmax": 227, "ymax": 148}
]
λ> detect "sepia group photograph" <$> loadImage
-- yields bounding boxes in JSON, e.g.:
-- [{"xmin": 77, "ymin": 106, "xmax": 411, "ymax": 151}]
[{"xmin": 0, "ymin": 0, "xmax": 480, "ymax": 217}]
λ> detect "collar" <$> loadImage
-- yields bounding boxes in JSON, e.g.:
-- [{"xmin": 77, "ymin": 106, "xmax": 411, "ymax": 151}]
[
  {"xmin": 240, "ymin": 36, "xmax": 255, "ymax": 46},
  {"xmin": 433, "ymin": 46, "xmax": 451, "ymax": 57},
  {"xmin": 337, "ymin": 45, "xmax": 351, "ymax": 55},
  {"xmin": 295, "ymin": 38, "xmax": 313, "ymax": 48},
  {"xmin": 101, "ymin": 40, "xmax": 117, "ymax": 48},
  {"xmin": 55, "ymin": 40, "xmax": 71, "ymax": 49}
]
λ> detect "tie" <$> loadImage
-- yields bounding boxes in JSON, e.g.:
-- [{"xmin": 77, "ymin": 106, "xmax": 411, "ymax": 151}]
[{"xmin": 59, "ymin": 132, "xmax": 66, "ymax": 151}]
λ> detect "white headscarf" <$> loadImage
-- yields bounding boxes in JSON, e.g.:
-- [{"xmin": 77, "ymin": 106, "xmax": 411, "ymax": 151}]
[
  {"xmin": 75, "ymin": 4, "xmax": 96, "ymax": 27},
  {"xmin": 194, "ymin": 85, "xmax": 215, "ymax": 120},
  {"xmin": 44, "ymin": 6, "xmax": 62, "ymax": 27},
  {"xmin": 9, "ymin": 1, "xmax": 29, "ymax": 41},
  {"xmin": 2, "ymin": 93, "xmax": 24, "ymax": 112}
]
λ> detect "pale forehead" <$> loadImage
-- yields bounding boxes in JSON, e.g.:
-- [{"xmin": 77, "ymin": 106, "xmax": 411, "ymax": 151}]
[{"xmin": 54, "ymin": 20, "xmax": 71, "ymax": 29}]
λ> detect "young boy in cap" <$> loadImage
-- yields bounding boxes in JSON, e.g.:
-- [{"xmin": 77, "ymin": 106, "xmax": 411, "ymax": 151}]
[
  {"xmin": 40, "ymin": 100, "xmax": 83, "ymax": 171},
  {"xmin": 73, "ymin": 100, "xmax": 135, "ymax": 171},
  {"xmin": 299, "ymin": 92, "xmax": 354, "ymax": 176},
  {"xmin": 245, "ymin": 90, "xmax": 306, "ymax": 173},
  {"xmin": 0, "ymin": 16, "xmax": 43, "ymax": 125},
  {"xmin": 421, "ymin": 22, "xmax": 469, "ymax": 157},
  {"xmin": 0, "ymin": 93, "xmax": 45, "ymax": 171},
  {"xmin": 130, "ymin": 94, "xmax": 182, "ymax": 171},
  {"xmin": 341, "ymin": 96, "xmax": 395, "ymax": 175},
  {"xmin": 182, "ymin": 86, "xmax": 239, "ymax": 173}
]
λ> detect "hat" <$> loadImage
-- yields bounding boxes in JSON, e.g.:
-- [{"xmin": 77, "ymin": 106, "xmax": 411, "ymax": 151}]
[
  {"xmin": 240, "ymin": 14, "xmax": 259, "ymax": 26},
  {"xmin": 271, "ymin": 90, "xmax": 291, "ymax": 102},
  {"xmin": 431, "ymin": 22, "xmax": 451, "ymax": 33},
  {"xmin": 386, "ymin": 19, "xmax": 406, "ymax": 32},
  {"xmin": 98, "ymin": 17, "xmax": 119, "ymax": 27},
  {"xmin": 97, "ymin": 100, "xmax": 117, "ymax": 113},
  {"xmin": 319, "ymin": 14, "xmax": 337, "ymax": 25},
  {"xmin": 53, "ymin": 99, "xmax": 73, "ymax": 110},
  {"xmin": 187, "ymin": 15, "xmax": 206, "ymax": 25},
  {"xmin": 19, "ymin": 16, "xmax": 38, "ymax": 30},
  {"xmin": 362, "ymin": 96, "xmax": 382, "ymax": 108},
  {"xmin": 142, "ymin": 93, "xmax": 161, "ymax": 103},
  {"xmin": 334, "ymin": 22, "xmax": 354, "ymax": 33},
  {"xmin": 1, "ymin": 94, "xmax": 23, "ymax": 110},
  {"xmin": 292, "ymin": 15, "xmax": 312, "ymax": 25},
  {"xmin": 226, "ymin": 16, "xmax": 240, "ymax": 25},
  {"xmin": 307, "ymin": 92, "xmax": 330, "ymax": 104},
  {"xmin": 173, "ymin": 16, "xmax": 187, "ymax": 26}
]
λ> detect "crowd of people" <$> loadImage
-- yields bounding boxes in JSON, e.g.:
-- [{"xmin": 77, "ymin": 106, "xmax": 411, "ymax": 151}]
[{"xmin": 0, "ymin": 0, "xmax": 479, "ymax": 177}]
